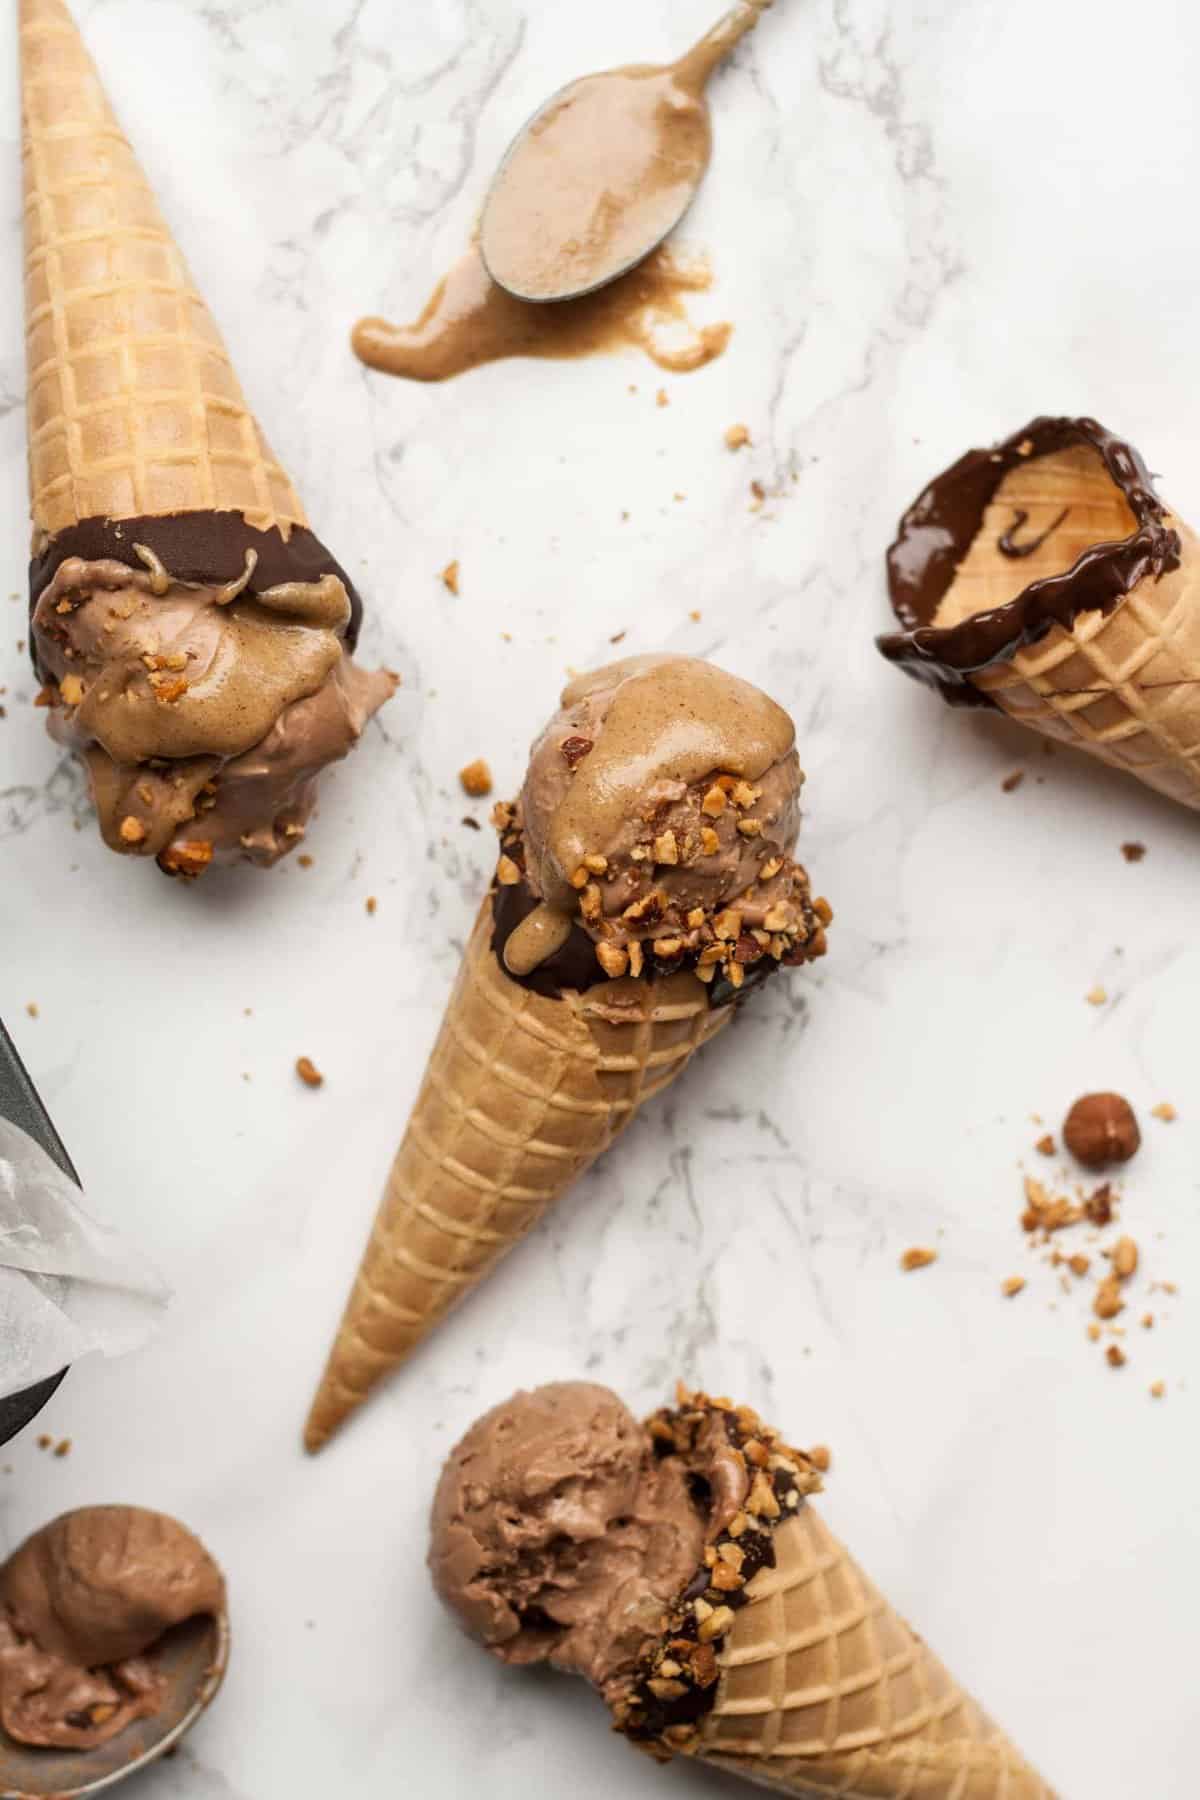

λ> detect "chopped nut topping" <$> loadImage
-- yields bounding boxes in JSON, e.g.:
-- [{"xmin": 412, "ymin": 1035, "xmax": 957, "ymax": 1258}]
[
  {"xmin": 762, "ymin": 906, "xmax": 790, "ymax": 932},
  {"xmin": 495, "ymin": 855, "xmax": 521, "ymax": 886},
  {"xmin": 1068, "ymin": 1254, "xmax": 1091, "ymax": 1277},
  {"xmin": 560, "ymin": 736, "xmax": 594, "ymax": 769},
  {"xmin": 736, "ymin": 817, "xmax": 763, "ymax": 837},
  {"xmin": 653, "ymin": 936, "xmax": 683, "ymax": 959},
  {"xmin": 1002, "ymin": 1276, "xmax": 1026, "ymax": 1298},
  {"xmin": 59, "ymin": 673, "xmax": 84, "ymax": 706},
  {"xmin": 654, "ymin": 830, "xmax": 679, "ymax": 865},
  {"xmin": 713, "ymin": 910, "xmax": 742, "ymax": 941},
  {"xmin": 709, "ymin": 1561, "xmax": 744, "ymax": 1592},
  {"xmin": 440, "ymin": 559, "xmax": 460, "ymax": 594},
  {"xmin": 1035, "ymin": 1133, "xmax": 1056, "ymax": 1156},
  {"xmin": 118, "ymin": 815, "xmax": 146, "ymax": 845},
  {"xmin": 596, "ymin": 943, "xmax": 629, "ymax": 980},
  {"xmin": 1106, "ymin": 1344, "xmax": 1126, "ymax": 1368},
  {"xmin": 459, "ymin": 758, "xmax": 492, "ymax": 797},
  {"xmin": 731, "ymin": 781, "xmax": 759, "ymax": 809},
  {"xmin": 696, "ymin": 1605, "xmax": 735, "ymax": 1643},
  {"xmin": 580, "ymin": 883, "xmax": 603, "ymax": 922},
  {"xmin": 701, "ymin": 784, "xmax": 727, "ymax": 817},
  {"xmin": 901, "ymin": 1247, "xmax": 937, "ymax": 1271},
  {"xmin": 628, "ymin": 940, "xmax": 644, "ymax": 978},
  {"xmin": 295, "ymin": 1056, "xmax": 324, "ymax": 1089},
  {"xmin": 807, "ymin": 1445, "xmax": 832, "ymax": 1473},
  {"xmin": 700, "ymin": 827, "xmax": 720, "ymax": 855},
  {"xmin": 583, "ymin": 853, "xmax": 608, "ymax": 873},
  {"xmin": 724, "ymin": 423, "xmax": 751, "ymax": 450},
  {"xmin": 158, "ymin": 840, "xmax": 212, "ymax": 879}
]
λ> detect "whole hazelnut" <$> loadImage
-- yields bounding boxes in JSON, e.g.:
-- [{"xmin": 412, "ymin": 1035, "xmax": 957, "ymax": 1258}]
[{"xmin": 1062, "ymin": 1093, "xmax": 1140, "ymax": 1169}]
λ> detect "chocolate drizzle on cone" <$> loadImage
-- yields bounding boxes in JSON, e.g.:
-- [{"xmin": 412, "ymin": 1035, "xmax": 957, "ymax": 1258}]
[{"xmin": 877, "ymin": 416, "xmax": 1181, "ymax": 706}]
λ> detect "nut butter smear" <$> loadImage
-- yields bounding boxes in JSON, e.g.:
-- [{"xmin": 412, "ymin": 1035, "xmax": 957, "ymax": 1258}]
[{"xmin": 352, "ymin": 1, "xmax": 775, "ymax": 383}]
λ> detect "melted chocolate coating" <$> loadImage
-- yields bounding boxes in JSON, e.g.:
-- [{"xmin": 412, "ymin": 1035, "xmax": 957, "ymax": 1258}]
[
  {"xmin": 29, "ymin": 511, "xmax": 364, "ymax": 679},
  {"xmin": 876, "ymin": 416, "xmax": 1181, "ymax": 707}
]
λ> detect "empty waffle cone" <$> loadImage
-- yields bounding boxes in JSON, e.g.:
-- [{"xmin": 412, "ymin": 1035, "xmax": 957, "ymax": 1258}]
[
  {"xmin": 21, "ymin": 0, "xmax": 306, "ymax": 539},
  {"xmin": 877, "ymin": 415, "xmax": 1200, "ymax": 812},
  {"xmin": 303, "ymin": 899, "xmax": 731, "ymax": 1452},
  {"xmin": 694, "ymin": 1505, "xmax": 1051, "ymax": 1797}
]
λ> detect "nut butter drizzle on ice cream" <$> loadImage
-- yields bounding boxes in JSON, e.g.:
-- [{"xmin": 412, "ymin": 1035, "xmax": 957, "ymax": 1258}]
[{"xmin": 493, "ymin": 655, "xmax": 829, "ymax": 995}]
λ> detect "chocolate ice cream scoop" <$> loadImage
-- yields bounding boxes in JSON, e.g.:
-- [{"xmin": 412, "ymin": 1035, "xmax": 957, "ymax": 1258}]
[
  {"xmin": 430, "ymin": 1382, "xmax": 820, "ymax": 1715},
  {"xmin": 0, "ymin": 1506, "xmax": 226, "ymax": 1760},
  {"xmin": 496, "ymin": 655, "xmax": 826, "ymax": 995}
]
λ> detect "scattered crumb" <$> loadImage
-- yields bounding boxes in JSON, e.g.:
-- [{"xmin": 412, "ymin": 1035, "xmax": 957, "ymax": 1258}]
[
  {"xmin": 1001, "ymin": 1276, "xmax": 1026, "ymax": 1297},
  {"xmin": 749, "ymin": 479, "xmax": 766, "ymax": 510},
  {"xmin": 1086, "ymin": 985, "xmax": 1108, "ymax": 1006},
  {"xmin": 656, "ymin": 388, "xmax": 669, "ymax": 407},
  {"xmin": 1035, "ymin": 1133, "xmax": 1055, "ymax": 1156},
  {"xmin": 25, "ymin": 1002, "xmax": 38, "ymax": 1019},
  {"xmin": 440, "ymin": 560, "xmax": 460, "ymax": 595},
  {"xmin": 1142, "ymin": 1313, "xmax": 1155, "ymax": 1329},
  {"xmin": 1106, "ymin": 1344, "xmax": 1126, "ymax": 1369},
  {"xmin": 1150, "ymin": 1380, "xmax": 1165, "ymax": 1398},
  {"xmin": 1083, "ymin": 1184, "xmax": 1115, "ymax": 1226},
  {"xmin": 900, "ymin": 1247, "xmax": 937, "ymax": 1272},
  {"xmin": 53, "ymin": 1438, "xmax": 71, "ymax": 1458},
  {"xmin": 366, "ymin": 896, "xmax": 378, "ymax": 915},
  {"xmin": 1094, "ymin": 1275, "xmax": 1124, "ymax": 1321},
  {"xmin": 459, "ymin": 759, "xmax": 493, "ymax": 798},
  {"xmin": 461, "ymin": 816, "xmax": 481, "ymax": 831},
  {"xmin": 1151, "ymin": 1102, "xmax": 1177, "ymax": 1122},
  {"xmin": 1086, "ymin": 1322, "xmax": 1102, "ymax": 1343},
  {"xmin": 610, "ymin": 630, "xmax": 627, "ymax": 645},
  {"xmin": 689, "ymin": 609, "xmax": 701, "ymax": 622},
  {"xmin": 297, "ymin": 854, "xmax": 313, "ymax": 869},
  {"xmin": 1068, "ymin": 1254, "xmax": 1091, "ymax": 1277},
  {"xmin": 1120, "ymin": 842, "xmax": 1146, "ymax": 863},
  {"xmin": 36, "ymin": 1435, "xmax": 51, "ymax": 1450},
  {"xmin": 807, "ymin": 1444, "xmax": 831, "ymax": 1473},
  {"xmin": 673, "ymin": 491, "xmax": 686, "ymax": 502},
  {"xmin": 295, "ymin": 1056, "xmax": 324, "ymax": 1089},
  {"xmin": 1001, "ymin": 770, "xmax": 1024, "ymax": 792},
  {"xmin": 724, "ymin": 423, "xmax": 751, "ymax": 450}
]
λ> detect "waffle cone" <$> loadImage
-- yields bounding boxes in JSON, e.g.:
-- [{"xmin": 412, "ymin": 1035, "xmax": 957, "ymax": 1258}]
[
  {"xmin": 304, "ymin": 899, "xmax": 731, "ymax": 1451},
  {"xmin": 695, "ymin": 1505, "xmax": 1053, "ymax": 1798},
  {"xmin": 953, "ymin": 448, "xmax": 1200, "ymax": 811},
  {"xmin": 20, "ymin": 0, "xmax": 307, "ymax": 540}
]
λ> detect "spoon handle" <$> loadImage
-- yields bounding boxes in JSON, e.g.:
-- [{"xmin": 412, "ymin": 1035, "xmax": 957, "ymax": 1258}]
[{"xmin": 673, "ymin": 0, "xmax": 775, "ymax": 92}]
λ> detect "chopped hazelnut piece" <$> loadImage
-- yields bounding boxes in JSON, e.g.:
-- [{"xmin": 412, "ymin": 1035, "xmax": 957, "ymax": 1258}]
[
  {"xmin": 1121, "ymin": 841, "xmax": 1146, "ymax": 862},
  {"xmin": 1111, "ymin": 1236, "xmax": 1139, "ymax": 1280},
  {"xmin": 1001, "ymin": 1276, "xmax": 1026, "ymax": 1298},
  {"xmin": 159, "ymin": 840, "xmax": 212, "ymax": 879},
  {"xmin": 701, "ymin": 784, "xmax": 727, "ymax": 817},
  {"xmin": 1086, "ymin": 1322, "xmax": 1102, "ymax": 1343},
  {"xmin": 807, "ymin": 1444, "xmax": 831, "ymax": 1473},
  {"xmin": 628, "ymin": 940, "xmax": 644, "ymax": 978},
  {"xmin": 724, "ymin": 423, "xmax": 751, "ymax": 450},
  {"xmin": 700, "ymin": 827, "xmax": 720, "ymax": 855},
  {"xmin": 459, "ymin": 759, "xmax": 492, "ymax": 797},
  {"xmin": 1085, "ymin": 985, "xmax": 1108, "ymax": 1006},
  {"xmin": 762, "ymin": 906, "xmax": 790, "ymax": 932},
  {"xmin": 1035, "ymin": 1133, "xmax": 1055, "ymax": 1156},
  {"xmin": 1068, "ymin": 1254, "xmax": 1091, "ymax": 1277},
  {"xmin": 731, "ymin": 781, "xmax": 758, "ymax": 809},
  {"xmin": 596, "ymin": 943, "xmax": 629, "ymax": 980},
  {"xmin": 713, "ymin": 910, "xmax": 742, "ymax": 941},
  {"xmin": 654, "ymin": 830, "xmax": 679, "ymax": 865},
  {"xmin": 583, "ymin": 854, "xmax": 608, "ymax": 873},
  {"xmin": 495, "ymin": 855, "xmax": 521, "ymax": 886},
  {"xmin": 295, "ymin": 1056, "xmax": 324, "ymax": 1089},
  {"xmin": 696, "ymin": 1605, "xmax": 735, "ymax": 1643},
  {"xmin": 1106, "ymin": 1344, "xmax": 1126, "ymax": 1369},
  {"xmin": 440, "ymin": 559, "xmax": 460, "ymax": 594},
  {"xmin": 1151, "ymin": 1102, "xmax": 1177, "ymax": 1122},
  {"xmin": 59, "ymin": 674, "xmax": 84, "ymax": 706},
  {"xmin": 118, "ymin": 815, "xmax": 146, "ymax": 845},
  {"xmin": 736, "ymin": 817, "xmax": 763, "ymax": 837},
  {"xmin": 1150, "ymin": 1380, "xmax": 1166, "ymax": 1398},
  {"xmin": 1094, "ymin": 1275, "xmax": 1124, "ymax": 1321},
  {"xmin": 901, "ymin": 1247, "xmax": 937, "ymax": 1272}
]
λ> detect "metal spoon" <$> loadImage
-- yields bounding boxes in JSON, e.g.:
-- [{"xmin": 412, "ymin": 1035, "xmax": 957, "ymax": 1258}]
[
  {"xmin": 480, "ymin": 0, "xmax": 776, "ymax": 303},
  {"xmin": 0, "ymin": 1610, "xmax": 230, "ymax": 1800}
]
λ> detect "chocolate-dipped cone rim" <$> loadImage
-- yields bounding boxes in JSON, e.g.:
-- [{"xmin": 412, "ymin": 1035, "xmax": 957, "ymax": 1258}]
[
  {"xmin": 613, "ymin": 1390, "xmax": 822, "ymax": 1756},
  {"xmin": 876, "ymin": 416, "xmax": 1181, "ymax": 706}
]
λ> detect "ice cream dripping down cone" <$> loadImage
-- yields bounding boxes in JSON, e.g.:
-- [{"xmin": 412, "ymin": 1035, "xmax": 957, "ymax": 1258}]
[
  {"xmin": 877, "ymin": 415, "xmax": 1200, "ymax": 813},
  {"xmin": 304, "ymin": 656, "xmax": 832, "ymax": 1451},
  {"xmin": 429, "ymin": 1383, "xmax": 1056, "ymax": 1799},
  {"xmin": 19, "ymin": 0, "xmax": 396, "ymax": 874}
]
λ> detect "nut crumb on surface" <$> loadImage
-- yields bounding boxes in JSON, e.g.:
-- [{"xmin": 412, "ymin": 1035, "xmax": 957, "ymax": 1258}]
[
  {"xmin": 25, "ymin": 1002, "xmax": 38, "ymax": 1019},
  {"xmin": 1085, "ymin": 985, "xmax": 1108, "ymax": 1006},
  {"xmin": 724, "ymin": 423, "xmax": 751, "ymax": 450},
  {"xmin": 1001, "ymin": 770, "xmax": 1024, "ymax": 792},
  {"xmin": 1121, "ymin": 842, "xmax": 1146, "ymax": 862},
  {"xmin": 36, "ymin": 1435, "xmax": 51, "ymax": 1450},
  {"xmin": 459, "ymin": 758, "xmax": 493, "ymax": 798},
  {"xmin": 295, "ymin": 1056, "xmax": 324, "ymax": 1089},
  {"xmin": 807, "ymin": 1444, "xmax": 831, "ymax": 1472},
  {"xmin": 901, "ymin": 1247, "xmax": 937, "ymax": 1272},
  {"xmin": 1106, "ymin": 1344, "xmax": 1126, "ymax": 1368},
  {"xmin": 656, "ymin": 388, "xmax": 669, "ymax": 407},
  {"xmin": 366, "ymin": 896, "xmax": 377, "ymax": 915},
  {"xmin": 440, "ymin": 560, "xmax": 460, "ymax": 595},
  {"xmin": 1150, "ymin": 1380, "xmax": 1166, "ymax": 1398},
  {"xmin": 1002, "ymin": 1276, "xmax": 1026, "ymax": 1297},
  {"xmin": 53, "ymin": 1438, "xmax": 71, "ymax": 1458},
  {"xmin": 1151, "ymin": 1102, "xmax": 1177, "ymax": 1122},
  {"xmin": 1035, "ymin": 1133, "xmax": 1055, "ymax": 1155},
  {"xmin": 297, "ymin": 853, "xmax": 313, "ymax": 869}
]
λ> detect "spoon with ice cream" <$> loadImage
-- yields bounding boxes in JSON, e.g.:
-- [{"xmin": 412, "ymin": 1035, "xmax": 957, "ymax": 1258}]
[
  {"xmin": 0, "ymin": 1507, "xmax": 228, "ymax": 1799},
  {"xmin": 479, "ymin": 0, "xmax": 776, "ymax": 303}
]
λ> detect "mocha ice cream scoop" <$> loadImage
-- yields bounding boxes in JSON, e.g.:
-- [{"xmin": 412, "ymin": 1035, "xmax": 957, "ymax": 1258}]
[
  {"xmin": 499, "ymin": 654, "xmax": 823, "ymax": 997},
  {"xmin": 430, "ymin": 1384, "xmax": 1056, "ymax": 1798},
  {"xmin": 0, "ymin": 1505, "xmax": 227, "ymax": 1768}
]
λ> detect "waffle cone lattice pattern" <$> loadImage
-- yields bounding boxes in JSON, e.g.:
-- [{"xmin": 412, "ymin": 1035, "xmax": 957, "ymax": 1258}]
[
  {"xmin": 21, "ymin": 0, "xmax": 307, "ymax": 538},
  {"xmin": 305, "ymin": 899, "xmax": 730, "ymax": 1448},
  {"xmin": 946, "ymin": 447, "xmax": 1200, "ymax": 812},
  {"xmin": 698, "ymin": 1507, "xmax": 1054, "ymax": 1797}
]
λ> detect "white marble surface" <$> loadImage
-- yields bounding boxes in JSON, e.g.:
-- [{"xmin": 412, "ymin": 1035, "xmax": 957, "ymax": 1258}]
[{"xmin": 1, "ymin": 0, "xmax": 1197, "ymax": 1794}]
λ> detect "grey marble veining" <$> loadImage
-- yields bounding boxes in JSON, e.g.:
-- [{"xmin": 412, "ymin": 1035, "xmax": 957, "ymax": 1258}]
[{"xmin": 1, "ymin": 2, "xmax": 1197, "ymax": 1795}]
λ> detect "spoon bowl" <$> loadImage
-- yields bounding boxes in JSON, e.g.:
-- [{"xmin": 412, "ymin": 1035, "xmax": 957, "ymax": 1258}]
[{"xmin": 0, "ymin": 1610, "xmax": 230, "ymax": 1800}]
